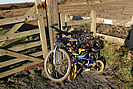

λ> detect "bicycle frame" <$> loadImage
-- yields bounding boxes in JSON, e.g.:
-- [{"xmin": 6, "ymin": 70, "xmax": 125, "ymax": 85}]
[
  {"xmin": 54, "ymin": 33, "xmax": 101, "ymax": 69},
  {"xmin": 52, "ymin": 35, "xmax": 84, "ymax": 67},
  {"xmin": 55, "ymin": 35, "xmax": 85, "ymax": 48},
  {"xmin": 73, "ymin": 54, "xmax": 101, "ymax": 69}
]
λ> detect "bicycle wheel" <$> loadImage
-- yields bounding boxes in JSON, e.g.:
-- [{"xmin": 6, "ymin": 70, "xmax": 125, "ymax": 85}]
[
  {"xmin": 95, "ymin": 60, "xmax": 104, "ymax": 72},
  {"xmin": 68, "ymin": 63, "xmax": 77, "ymax": 81},
  {"xmin": 91, "ymin": 42, "xmax": 101, "ymax": 52},
  {"xmin": 44, "ymin": 48, "xmax": 71, "ymax": 82}
]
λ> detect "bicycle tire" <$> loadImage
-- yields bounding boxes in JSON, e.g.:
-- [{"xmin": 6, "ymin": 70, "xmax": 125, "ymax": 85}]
[
  {"xmin": 91, "ymin": 41, "xmax": 101, "ymax": 52},
  {"xmin": 95, "ymin": 60, "xmax": 104, "ymax": 73},
  {"xmin": 68, "ymin": 63, "xmax": 77, "ymax": 82},
  {"xmin": 44, "ymin": 48, "xmax": 71, "ymax": 82}
]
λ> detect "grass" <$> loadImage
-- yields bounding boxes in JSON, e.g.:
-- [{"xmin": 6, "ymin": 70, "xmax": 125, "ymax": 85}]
[{"xmin": 100, "ymin": 40, "xmax": 133, "ymax": 88}]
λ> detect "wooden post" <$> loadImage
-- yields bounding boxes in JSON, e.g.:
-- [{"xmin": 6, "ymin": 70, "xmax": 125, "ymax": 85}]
[
  {"xmin": 46, "ymin": 0, "xmax": 59, "ymax": 50},
  {"xmin": 91, "ymin": 10, "xmax": 96, "ymax": 37},
  {"xmin": 52, "ymin": 0, "xmax": 59, "ymax": 43},
  {"xmin": 60, "ymin": 12, "xmax": 65, "ymax": 31},
  {"xmin": 131, "ymin": 16, "xmax": 133, "ymax": 24},
  {"xmin": 35, "ymin": 0, "xmax": 48, "ymax": 58},
  {"xmin": 52, "ymin": 0, "xmax": 59, "ymax": 25},
  {"xmin": 65, "ymin": 14, "xmax": 71, "ymax": 23},
  {"xmin": 46, "ymin": 0, "xmax": 54, "ymax": 50}
]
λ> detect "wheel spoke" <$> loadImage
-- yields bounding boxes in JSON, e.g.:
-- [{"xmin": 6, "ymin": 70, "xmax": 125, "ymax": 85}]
[{"xmin": 44, "ymin": 49, "xmax": 71, "ymax": 82}]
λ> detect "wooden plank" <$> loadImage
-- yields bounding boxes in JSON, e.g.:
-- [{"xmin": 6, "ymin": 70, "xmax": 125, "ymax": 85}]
[
  {"xmin": 35, "ymin": 0, "xmax": 48, "ymax": 58},
  {"xmin": 0, "ymin": 14, "xmax": 38, "ymax": 26},
  {"xmin": 8, "ymin": 41, "xmax": 41, "ymax": 52},
  {"xmin": 6, "ymin": 23, "xmax": 24, "ymax": 35},
  {"xmin": 96, "ymin": 18, "xmax": 131, "ymax": 27},
  {"xmin": 60, "ymin": 11, "xmax": 90, "ymax": 14},
  {"xmin": 0, "ymin": 6, "xmax": 36, "ymax": 47},
  {"xmin": 6, "ymin": 5, "xmax": 36, "ymax": 35},
  {"xmin": 96, "ymin": 33, "xmax": 125, "ymax": 44},
  {"xmin": 0, "ymin": 29, "xmax": 39, "ymax": 41},
  {"xmin": 29, "ymin": 51, "xmax": 43, "ymax": 57},
  {"xmin": 91, "ymin": 10, "xmax": 96, "ymax": 37},
  {"xmin": 67, "ymin": 19, "xmax": 92, "ymax": 26},
  {"xmin": 60, "ymin": 12, "xmax": 65, "ymax": 30},
  {"xmin": 66, "ymin": 15, "xmax": 132, "ymax": 27},
  {"xmin": 25, "ymin": 5, "xmax": 37, "ymax": 15},
  {"xmin": 0, "ymin": 49, "xmax": 43, "ymax": 62},
  {"xmin": 83, "ymin": 16, "xmax": 132, "ymax": 27},
  {"xmin": 0, "ymin": 61, "xmax": 43, "ymax": 78},
  {"xmin": 0, "ymin": 53, "xmax": 4, "ymax": 56},
  {"xmin": 113, "ymin": 19, "xmax": 132, "ymax": 27},
  {"xmin": 0, "ymin": 58, "xmax": 27, "ymax": 68},
  {"xmin": 0, "ymin": 41, "xmax": 6, "ymax": 47},
  {"xmin": 46, "ymin": 0, "xmax": 54, "ymax": 50},
  {"xmin": 46, "ymin": 0, "xmax": 59, "ymax": 50},
  {"xmin": 52, "ymin": 0, "xmax": 59, "ymax": 42},
  {"xmin": 59, "ymin": 8, "xmax": 91, "ymax": 12}
]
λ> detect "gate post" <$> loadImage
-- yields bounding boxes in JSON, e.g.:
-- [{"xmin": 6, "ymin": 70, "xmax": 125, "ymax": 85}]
[
  {"xmin": 60, "ymin": 12, "xmax": 65, "ymax": 31},
  {"xmin": 46, "ymin": 0, "xmax": 59, "ymax": 50},
  {"xmin": 35, "ymin": 0, "xmax": 48, "ymax": 58},
  {"xmin": 91, "ymin": 10, "xmax": 96, "ymax": 37}
]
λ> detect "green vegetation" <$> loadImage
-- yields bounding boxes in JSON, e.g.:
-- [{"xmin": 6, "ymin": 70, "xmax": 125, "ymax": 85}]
[{"xmin": 100, "ymin": 40, "xmax": 133, "ymax": 88}]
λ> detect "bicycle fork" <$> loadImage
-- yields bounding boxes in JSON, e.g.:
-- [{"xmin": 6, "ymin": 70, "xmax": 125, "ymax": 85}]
[{"xmin": 53, "ymin": 44, "xmax": 59, "ymax": 66}]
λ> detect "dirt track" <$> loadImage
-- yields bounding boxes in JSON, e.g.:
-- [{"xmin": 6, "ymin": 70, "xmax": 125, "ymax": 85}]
[{"xmin": 0, "ymin": 64, "xmax": 117, "ymax": 89}]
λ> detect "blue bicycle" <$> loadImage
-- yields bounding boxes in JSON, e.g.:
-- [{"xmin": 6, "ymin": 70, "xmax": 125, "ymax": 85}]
[
  {"xmin": 68, "ymin": 49, "xmax": 104, "ymax": 81},
  {"xmin": 44, "ymin": 24, "xmax": 86, "ymax": 82},
  {"xmin": 44, "ymin": 24, "xmax": 103, "ymax": 82}
]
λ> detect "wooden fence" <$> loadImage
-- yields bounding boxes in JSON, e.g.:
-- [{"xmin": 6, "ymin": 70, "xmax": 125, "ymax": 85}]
[
  {"xmin": 0, "ymin": 0, "xmax": 48, "ymax": 78},
  {"xmin": 60, "ymin": 10, "xmax": 97, "ymax": 36},
  {"xmin": 60, "ymin": 12, "xmax": 133, "ymax": 44}
]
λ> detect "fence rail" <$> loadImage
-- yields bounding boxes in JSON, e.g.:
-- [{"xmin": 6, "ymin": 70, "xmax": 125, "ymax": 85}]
[
  {"xmin": 60, "ymin": 11, "xmax": 133, "ymax": 44},
  {"xmin": 60, "ymin": 10, "xmax": 96, "ymax": 36},
  {"xmin": 0, "ymin": 14, "xmax": 38, "ymax": 26}
]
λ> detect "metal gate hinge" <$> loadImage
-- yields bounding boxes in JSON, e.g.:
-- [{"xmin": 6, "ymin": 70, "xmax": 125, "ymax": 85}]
[
  {"xmin": 37, "ymin": 4, "xmax": 47, "ymax": 12},
  {"xmin": 37, "ymin": 4, "xmax": 43, "ymax": 9}
]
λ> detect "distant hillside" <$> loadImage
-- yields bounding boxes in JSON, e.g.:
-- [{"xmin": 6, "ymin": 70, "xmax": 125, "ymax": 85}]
[
  {"xmin": 0, "ymin": 2, "xmax": 35, "ymax": 10},
  {"xmin": 0, "ymin": 0, "xmax": 124, "ymax": 10}
]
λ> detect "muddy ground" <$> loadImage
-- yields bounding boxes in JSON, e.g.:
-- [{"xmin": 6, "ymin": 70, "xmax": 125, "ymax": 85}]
[
  {"xmin": 0, "ymin": 64, "xmax": 117, "ymax": 89},
  {"xmin": 0, "ymin": 0, "xmax": 133, "ymax": 89}
]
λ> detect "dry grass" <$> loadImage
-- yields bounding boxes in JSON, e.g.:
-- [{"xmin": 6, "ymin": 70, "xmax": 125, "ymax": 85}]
[{"xmin": 100, "ymin": 40, "xmax": 133, "ymax": 88}]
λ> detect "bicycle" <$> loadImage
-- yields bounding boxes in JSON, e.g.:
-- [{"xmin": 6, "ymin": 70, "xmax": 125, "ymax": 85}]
[
  {"xmin": 44, "ymin": 24, "xmax": 87, "ymax": 82},
  {"xmin": 44, "ymin": 24, "xmax": 102, "ymax": 82},
  {"xmin": 68, "ymin": 48, "xmax": 104, "ymax": 81}
]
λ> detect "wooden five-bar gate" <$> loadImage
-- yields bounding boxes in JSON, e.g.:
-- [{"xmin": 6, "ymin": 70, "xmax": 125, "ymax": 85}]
[{"xmin": 0, "ymin": 0, "xmax": 48, "ymax": 78}]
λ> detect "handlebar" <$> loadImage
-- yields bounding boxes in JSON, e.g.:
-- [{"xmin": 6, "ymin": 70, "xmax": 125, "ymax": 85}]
[
  {"xmin": 50, "ymin": 23, "xmax": 83, "ymax": 36},
  {"xmin": 50, "ymin": 23, "xmax": 58, "ymax": 28}
]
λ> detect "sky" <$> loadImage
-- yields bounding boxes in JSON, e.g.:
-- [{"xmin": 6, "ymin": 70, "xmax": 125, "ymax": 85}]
[
  {"xmin": 0, "ymin": 0, "xmax": 63, "ymax": 4},
  {"xmin": 0, "ymin": 0, "xmax": 43, "ymax": 4}
]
